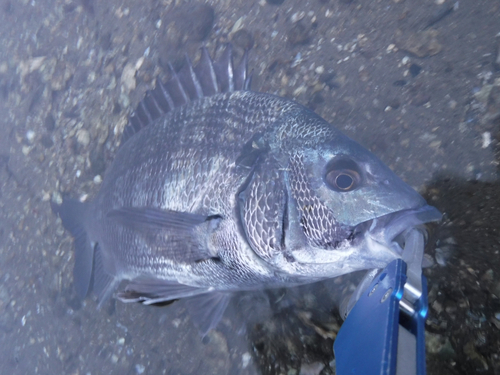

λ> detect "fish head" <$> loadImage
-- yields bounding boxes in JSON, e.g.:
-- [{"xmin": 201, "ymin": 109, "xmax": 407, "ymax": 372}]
[{"xmin": 280, "ymin": 126, "xmax": 441, "ymax": 275}]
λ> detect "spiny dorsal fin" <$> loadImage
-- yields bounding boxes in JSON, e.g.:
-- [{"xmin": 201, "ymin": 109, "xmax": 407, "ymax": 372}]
[{"xmin": 122, "ymin": 44, "xmax": 252, "ymax": 145}]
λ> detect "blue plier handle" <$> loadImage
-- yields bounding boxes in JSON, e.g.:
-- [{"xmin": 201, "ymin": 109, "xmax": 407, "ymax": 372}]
[{"xmin": 334, "ymin": 229, "xmax": 428, "ymax": 375}]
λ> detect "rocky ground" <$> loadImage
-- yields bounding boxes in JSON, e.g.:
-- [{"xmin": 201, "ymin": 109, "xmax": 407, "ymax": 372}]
[{"xmin": 0, "ymin": 0, "xmax": 499, "ymax": 374}]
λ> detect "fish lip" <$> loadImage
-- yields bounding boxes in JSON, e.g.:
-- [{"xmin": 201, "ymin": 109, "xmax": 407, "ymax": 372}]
[{"xmin": 358, "ymin": 204, "xmax": 442, "ymax": 255}]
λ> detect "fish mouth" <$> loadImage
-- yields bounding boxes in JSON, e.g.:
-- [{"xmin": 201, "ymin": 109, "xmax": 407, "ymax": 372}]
[
  {"xmin": 338, "ymin": 204, "xmax": 441, "ymax": 319},
  {"xmin": 357, "ymin": 204, "xmax": 442, "ymax": 256}
]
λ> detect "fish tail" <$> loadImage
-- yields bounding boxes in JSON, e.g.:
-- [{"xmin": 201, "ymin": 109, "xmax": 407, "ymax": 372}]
[{"xmin": 52, "ymin": 197, "xmax": 94, "ymax": 299}]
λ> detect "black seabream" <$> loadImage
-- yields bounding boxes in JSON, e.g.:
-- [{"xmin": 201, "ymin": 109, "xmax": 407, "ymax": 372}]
[{"xmin": 53, "ymin": 46, "xmax": 441, "ymax": 333}]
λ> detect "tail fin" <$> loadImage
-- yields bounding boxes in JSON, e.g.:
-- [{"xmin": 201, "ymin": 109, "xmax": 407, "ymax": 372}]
[{"xmin": 52, "ymin": 198, "xmax": 94, "ymax": 299}]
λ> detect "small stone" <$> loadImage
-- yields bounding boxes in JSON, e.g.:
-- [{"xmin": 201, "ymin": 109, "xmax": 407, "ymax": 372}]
[
  {"xmin": 52, "ymin": 191, "xmax": 62, "ymax": 205},
  {"xmin": 232, "ymin": 29, "xmax": 254, "ymax": 50},
  {"xmin": 242, "ymin": 352, "xmax": 251, "ymax": 368},
  {"xmin": 299, "ymin": 362, "xmax": 325, "ymax": 375},
  {"xmin": 291, "ymin": 11, "xmax": 305, "ymax": 23},
  {"xmin": 26, "ymin": 130, "xmax": 36, "ymax": 143},
  {"xmin": 482, "ymin": 132, "xmax": 491, "ymax": 148},
  {"xmin": 287, "ymin": 23, "xmax": 310, "ymax": 45},
  {"xmin": 76, "ymin": 129, "xmax": 90, "ymax": 148},
  {"xmin": 399, "ymin": 29, "xmax": 442, "ymax": 57},
  {"xmin": 314, "ymin": 65, "xmax": 324, "ymax": 75},
  {"xmin": 426, "ymin": 332, "xmax": 456, "ymax": 359},
  {"xmin": 432, "ymin": 300, "xmax": 443, "ymax": 314},
  {"xmin": 474, "ymin": 84, "xmax": 493, "ymax": 104},
  {"xmin": 121, "ymin": 63, "xmax": 137, "ymax": 93},
  {"xmin": 135, "ymin": 364, "xmax": 145, "ymax": 374},
  {"xmin": 93, "ymin": 175, "xmax": 102, "ymax": 184}
]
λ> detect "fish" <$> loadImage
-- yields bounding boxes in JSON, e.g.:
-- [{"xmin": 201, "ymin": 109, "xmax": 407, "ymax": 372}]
[{"xmin": 53, "ymin": 45, "xmax": 441, "ymax": 334}]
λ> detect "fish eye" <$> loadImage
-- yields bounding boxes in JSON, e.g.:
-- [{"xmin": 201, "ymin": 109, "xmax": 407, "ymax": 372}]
[{"xmin": 324, "ymin": 158, "xmax": 362, "ymax": 192}]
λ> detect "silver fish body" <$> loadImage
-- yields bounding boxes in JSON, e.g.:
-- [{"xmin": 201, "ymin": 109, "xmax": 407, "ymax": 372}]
[{"xmin": 54, "ymin": 47, "xmax": 440, "ymax": 332}]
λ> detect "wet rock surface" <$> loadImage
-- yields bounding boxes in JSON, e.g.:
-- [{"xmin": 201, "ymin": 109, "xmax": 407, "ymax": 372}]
[{"xmin": 0, "ymin": 0, "xmax": 500, "ymax": 374}]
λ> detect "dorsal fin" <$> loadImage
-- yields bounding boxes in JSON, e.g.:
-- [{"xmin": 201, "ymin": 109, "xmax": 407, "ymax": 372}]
[{"xmin": 122, "ymin": 44, "xmax": 253, "ymax": 145}]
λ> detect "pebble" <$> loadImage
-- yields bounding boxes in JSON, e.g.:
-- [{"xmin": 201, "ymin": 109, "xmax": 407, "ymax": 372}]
[
  {"xmin": 52, "ymin": 191, "xmax": 62, "ymax": 205},
  {"xmin": 291, "ymin": 11, "xmax": 305, "ymax": 23},
  {"xmin": 241, "ymin": 352, "xmax": 251, "ymax": 368},
  {"xmin": 399, "ymin": 29, "xmax": 442, "ymax": 57},
  {"xmin": 481, "ymin": 132, "xmax": 491, "ymax": 148},
  {"xmin": 26, "ymin": 130, "xmax": 36, "ymax": 143},
  {"xmin": 232, "ymin": 29, "xmax": 254, "ymax": 50},
  {"xmin": 429, "ymin": 140, "xmax": 442, "ymax": 148},
  {"xmin": 426, "ymin": 332, "xmax": 456, "ymax": 359},
  {"xmin": 22, "ymin": 145, "xmax": 31, "ymax": 156},
  {"xmin": 135, "ymin": 364, "xmax": 145, "ymax": 374},
  {"xmin": 76, "ymin": 129, "xmax": 90, "ymax": 148},
  {"xmin": 288, "ymin": 23, "xmax": 310, "ymax": 45},
  {"xmin": 121, "ymin": 63, "xmax": 137, "ymax": 93},
  {"xmin": 386, "ymin": 44, "xmax": 396, "ymax": 53},
  {"xmin": 314, "ymin": 65, "xmax": 325, "ymax": 75},
  {"xmin": 299, "ymin": 362, "xmax": 325, "ymax": 375}
]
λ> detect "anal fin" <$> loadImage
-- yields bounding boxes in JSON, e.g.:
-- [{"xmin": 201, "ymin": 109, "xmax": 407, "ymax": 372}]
[
  {"xmin": 107, "ymin": 206, "xmax": 222, "ymax": 263},
  {"xmin": 92, "ymin": 243, "xmax": 118, "ymax": 307}
]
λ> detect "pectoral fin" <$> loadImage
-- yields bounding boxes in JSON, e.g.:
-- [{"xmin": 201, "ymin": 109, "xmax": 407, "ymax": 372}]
[
  {"xmin": 107, "ymin": 206, "xmax": 210, "ymax": 232},
  {"xmin": 107, "ymin": 207, "xmax": 222, "ymax": 262}
]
